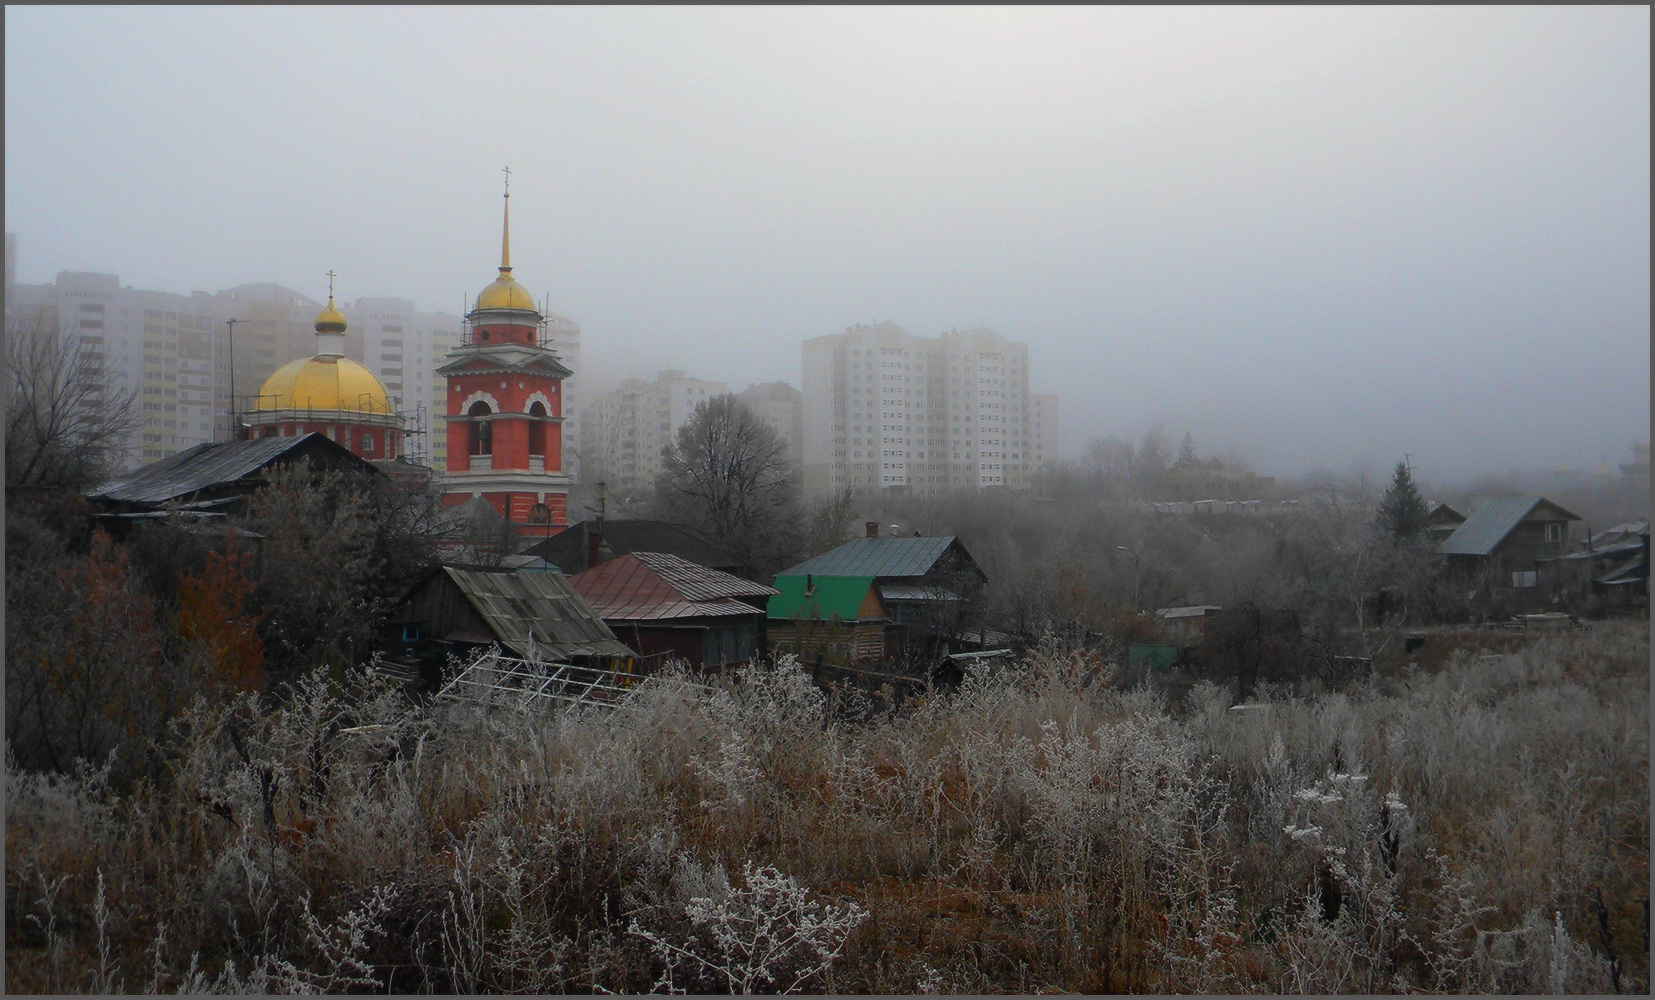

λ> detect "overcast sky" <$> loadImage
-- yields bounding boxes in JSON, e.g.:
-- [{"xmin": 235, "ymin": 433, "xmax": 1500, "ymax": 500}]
[{"xmin": 6, "ymin": 6, "xmax": 1648, "ymax": 480}]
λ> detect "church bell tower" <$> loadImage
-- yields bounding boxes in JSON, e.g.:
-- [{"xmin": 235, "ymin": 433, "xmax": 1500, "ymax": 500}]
[{"xmin": 439, "ymin": 171, "xmax": 572, "ymax": 532}]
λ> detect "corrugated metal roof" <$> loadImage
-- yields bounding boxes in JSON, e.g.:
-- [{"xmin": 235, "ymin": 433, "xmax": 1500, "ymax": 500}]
[
  {"xmin": 1438, "ymin": 496, "xmax": 1579, "ymax": 556},
  {"xmin": 1157, "ymin": 605, "xmax": 1223, "ymax": 619},
  {"xmin": 768, "ymin": 575, "xmax": 881, "ymax": 621},
  {"xmin": 524, "ymin": 520, "xmax": 744, "ymax": 573},
  {"xmin": 635, "ymin": 552, "xmax": 777, "ymax": 601},
  {"xmin": 568, "ymin": 552, "xmax": 774, "ymax": 622},
  {"xmin": 87, "ymin": 433, "xmax": 369, "ymax": 506},
  {"xmin": 444, "ymin": 567, "xmax": 634, "ymax": 660},
  {"xmin": 779, "ymin": 536, "xmax": 961, "ymax": 579},
  {"xmin": 1595, "ymin": 552, "xmax": 1647, "ymax": 586}
]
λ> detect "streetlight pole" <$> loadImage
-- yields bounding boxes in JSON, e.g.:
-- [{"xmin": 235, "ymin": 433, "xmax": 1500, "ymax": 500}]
[{"xmin": 224, "ymin": 317, "xmax": 245, "ymax": 442}]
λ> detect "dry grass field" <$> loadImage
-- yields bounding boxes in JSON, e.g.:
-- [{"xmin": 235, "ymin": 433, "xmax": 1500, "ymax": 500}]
[{"xmin": 6, "ymin": 620, "xmax": 1648, "ymax": 993}]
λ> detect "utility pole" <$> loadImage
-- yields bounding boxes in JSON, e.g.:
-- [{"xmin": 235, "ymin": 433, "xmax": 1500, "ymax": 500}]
[
  {"xmin": 1117, "ymin": 545, "xmax": 1141, "ymax": 611},
  {"xmin": 224, "ymin": 317, "xmax": 245, "ymax": 442}
]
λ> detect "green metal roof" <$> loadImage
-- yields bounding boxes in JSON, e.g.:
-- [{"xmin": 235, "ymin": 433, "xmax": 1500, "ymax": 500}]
[
  {"xmin": 778, "ymin": 536, "xmax": 973, "ymax": 580},
  {"xmin": 1438, "ymin": 496, "xmax": 1580, "ymax": 556},
  {"xmin": 767, "ymin": 575, "xmax": 879, "ymax": 621}
]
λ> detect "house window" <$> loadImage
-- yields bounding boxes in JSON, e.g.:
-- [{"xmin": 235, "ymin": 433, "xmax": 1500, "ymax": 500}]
[
  {"xmin": 1544, "ymin": 523, "xmax": 1562, "ymax": 543},
  {"xmin": 1512, "ymin": 570, "xmax": 1538, "ymax": 588}
]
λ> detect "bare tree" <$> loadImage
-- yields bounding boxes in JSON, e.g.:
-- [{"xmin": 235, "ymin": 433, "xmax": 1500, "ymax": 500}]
[
  {"xmin": 5, "ymin": 322, "xmax": 141, "ymax": 492},
  {"xmin": 657, "ymin": 394, "xmax": 800, "ymax": 577},
  {"xmin": 804, "ymin": 486, "xmax": 857, "ymax": 557}
]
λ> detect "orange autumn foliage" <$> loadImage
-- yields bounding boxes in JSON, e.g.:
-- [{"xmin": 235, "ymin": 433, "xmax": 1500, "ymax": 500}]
[{"xmin": 175, "ymin": 548, "xmax": 264, "ymax": 694}]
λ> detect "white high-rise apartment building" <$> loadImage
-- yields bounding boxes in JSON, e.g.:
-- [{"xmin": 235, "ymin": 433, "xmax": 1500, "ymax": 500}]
[
  {"xmin": 11, "ymin": 271, "xmax": 230, "ymax": 467},
  {"xmin": 737, "ymin": 381, "xmax": 804, "ymax": 474},
  {"xmin": 8, "ymin": 267, "xmax": 478, "ymax": 473},
  {"xmin": 1029, "ymin": 392, "xmax": 1060, "ymax": 474},
  {"xmin": 579, "ymin": 369, "xmax": 729, "ymax": 498},
  {"xmin": 544, "ymin": 311, "xmax": 582, "ymax": 479},
  {"xmin": 346, "ymin": 296, "xmax": 465, "ymax": 467},
  {"xmin": 801, "ymin": 322, "xmax": 1053, "ymax": 498}
]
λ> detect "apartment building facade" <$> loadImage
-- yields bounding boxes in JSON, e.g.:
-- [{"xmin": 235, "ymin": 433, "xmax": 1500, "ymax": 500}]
[
  {"xmin": 1030, "ymin": 392, "xmax": 1060, "ymax": 474},
  {"xmin": 10, "ymin": 271, "xmax": 232, "ymax": 467},
  {"xmin": 8, "ymin": 264, "xmax": 474, "ymax": 472},
  {"xmin": 801, "ymin": 322, "xmax": 1052, "ymax": 498},
  {"xmin": 578, "ymin": 369, "xmax": 729, "ymax": 498},
  {"xmin": 737, "ymin": 381, "xmax": 804, "ymax": 474}
]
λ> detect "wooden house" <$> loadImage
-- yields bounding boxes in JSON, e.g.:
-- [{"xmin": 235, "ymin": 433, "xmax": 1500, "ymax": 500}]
[
  {"xmin": 1438, "ymin": 496, "xmax": 1581, "ymax": 606},
  {"xmin": 383, "ymin": 565, "xmax": 635, "ymax": 688},
  {"xmin": 767, "ymin": 574, "xmax": 889, "ymax": 665},
  {"xmin": 1426, "ymin": 502, "xmax": 1466, "ymax": 544},
  {"xmin": 568, "ymin": 552, "xmax": 777, "ymax": 672},
  {"xmin": 85, "ymin": 432, "xmax": 377, "ymax": 535},
  {"xmin": 773, "ymin": 525, "xmax": 987, "ymax": 656}
]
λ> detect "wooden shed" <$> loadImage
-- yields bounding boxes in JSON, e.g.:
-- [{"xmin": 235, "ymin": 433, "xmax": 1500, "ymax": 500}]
[
  {"xmin": 568, "ymin": 552, "xmax": 777, "ymax": 673},
  {"xmin": 383, "ymin": 565, "xmax": 635, "ymax": 687}
]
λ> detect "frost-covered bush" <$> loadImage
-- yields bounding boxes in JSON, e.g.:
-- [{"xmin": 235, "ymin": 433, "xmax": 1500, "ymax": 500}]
[
  {"xmin": 631, "ymin": 858, "xmax": 866, "ymax": 993},
  {"xmin": 3, "ymin": 624, "xmax": 1647, "ymax": 994}
]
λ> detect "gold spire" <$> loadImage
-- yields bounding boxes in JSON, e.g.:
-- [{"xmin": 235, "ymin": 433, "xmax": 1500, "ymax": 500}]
[
  {"xmin": 473, "ymin": 168, "xmax": 538, "ymax": 312},
  {"xmin": 500, "ymin": 165, "xmax": 511, "ymax": 273}
]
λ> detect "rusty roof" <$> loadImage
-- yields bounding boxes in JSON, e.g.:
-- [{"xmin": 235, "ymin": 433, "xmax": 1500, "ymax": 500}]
[{"xmin": 568, "ymin": 552, "xmax": 775, "ymax": 622}]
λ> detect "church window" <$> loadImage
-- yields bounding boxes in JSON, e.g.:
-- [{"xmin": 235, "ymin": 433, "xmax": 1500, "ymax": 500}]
[
  {"xmin": 528, "ymin": 401, "xmax": 548, "ymax": 456},
  {"xmin": 468, "ymin": 401, "xmax": 493, "ymax": 455}
]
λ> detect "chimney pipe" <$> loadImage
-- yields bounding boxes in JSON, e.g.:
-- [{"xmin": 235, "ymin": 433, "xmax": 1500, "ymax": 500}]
[
  {"xmin": 587, "ymin": 523, "xmax": 603, "ymax": 570},
  {"xmin": 865, "ymin": 520, "xmax": 879, "ymax": 538}
]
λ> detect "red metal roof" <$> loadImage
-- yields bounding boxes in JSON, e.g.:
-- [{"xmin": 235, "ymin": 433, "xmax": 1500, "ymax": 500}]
[{"xmin": 568, "ymin": 552, "xmax": 777, "ymax": 622}]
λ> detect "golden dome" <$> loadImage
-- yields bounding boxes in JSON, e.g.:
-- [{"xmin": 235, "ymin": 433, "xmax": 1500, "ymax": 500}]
[
  {"xmin": 475, "ymin": 270, "xmax": 538, "ymax": 311},
  {"xmin": 254, "ymin": 355, "xmax": 394, "ymax": 415},
  {"xmin": 472, "ymin": 177, "xmax": 540, "ymax": 314},
  {"xmin": 314, "ymin": 296, "xmax": 347, "ymax": 334}
]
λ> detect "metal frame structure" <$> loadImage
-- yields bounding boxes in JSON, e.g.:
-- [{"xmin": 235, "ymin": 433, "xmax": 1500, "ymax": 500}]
[{"xmin": 435, "ymin": 647, "xmax": 711, "ymax": 714}]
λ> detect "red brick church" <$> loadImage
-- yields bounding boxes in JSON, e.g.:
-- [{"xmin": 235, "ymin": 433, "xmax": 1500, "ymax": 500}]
[{"xmin": 438, "ymin": 180, "xmax": 573, "ymax": 534}]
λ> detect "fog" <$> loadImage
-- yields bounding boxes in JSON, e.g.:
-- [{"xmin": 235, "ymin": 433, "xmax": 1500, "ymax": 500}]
[{"xmin": 5, "ymin": 6, "xmax": 1648, "ymax": 479}]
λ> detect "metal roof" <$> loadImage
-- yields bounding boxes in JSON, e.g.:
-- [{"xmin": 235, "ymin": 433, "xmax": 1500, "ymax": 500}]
[
  {"xmin": 87, "ymin": 433, "xmax": 372, "ymax": 506},
  {"xmin": 498, "ymin": 554, "xmax": 562, "ymax": 572},
  {"xmin": 1157, "ymin": 605, "xmax": 1223, "ymax": 619},
  {"xmin": 443, "ymin": 566, "xmax": 635, "ymax": 660},
  {"xmin": 568, "ymin": 552, "xmax": 775, "ymax": 622},
  {"xmin": 768, "ymin": 575, "xmax": 881, "ymax": 621},
  {"xmin": 1438, "ymin": 496, "xmax": 1581, "ymax": 556},
  {"xmin": 524, "ymin": 520, "xmax": 744, "ymax": 573},
  {"xmin": 1595, "ymin": 553, "xmax": 1647, "ymax": 586},
  {"xmin": 778, "ymin": 536, "xmax": 968, "ymax": 580}
]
